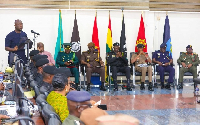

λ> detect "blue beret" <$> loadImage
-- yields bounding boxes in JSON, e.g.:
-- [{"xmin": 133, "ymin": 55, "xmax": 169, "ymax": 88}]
[
  {"xmin": 29, "ymin": 50, "xmax": 39, "ymax": 56},
  {"xmin": 35, "ymin": 58, "xmax": 49, "ymax": 67},
  {"xmin": 55, "ymin": 67, "xmax": 72, "ymax": 78},
  {"xmin": 32, "ymin": 55, "xmax": 48, "ymax": 62},
  {"xmin": 67, "ymin": 91, "xmax": 91, "ymax": 102},
  {"xmin": 160, "ymin": 43, "xmax": 167, "ymax": 48},
  {"xmin": 113, "ymin": 42, "xmax": 119, "ymax": 46},
  {"xmin": 43, "ymin": 65, "xmax": 57, "ymax": 75},
  {"xmin": 186, "ymin": 45, "xmax": 192, "ymax": 48},
  {"xmin": 137, "ymin": 44, "xmax": 144, "ymax": 48}
]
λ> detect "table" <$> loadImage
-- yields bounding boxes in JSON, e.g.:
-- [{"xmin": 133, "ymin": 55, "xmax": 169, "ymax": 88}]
[{"xmin": 7, "ymin": 89, "xmax": 45, "ymax": 125}]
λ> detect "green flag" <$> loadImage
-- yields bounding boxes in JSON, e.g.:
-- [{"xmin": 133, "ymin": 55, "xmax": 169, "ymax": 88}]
[{"xmin": 54, "ymin": 9, "xmax": 64, "ymax": 66}]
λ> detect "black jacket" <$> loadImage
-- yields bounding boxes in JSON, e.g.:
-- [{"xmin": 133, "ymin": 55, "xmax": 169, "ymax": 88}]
[{"xmin": 107, "ymin": 51, "xmax": 128, "ymax": 67}]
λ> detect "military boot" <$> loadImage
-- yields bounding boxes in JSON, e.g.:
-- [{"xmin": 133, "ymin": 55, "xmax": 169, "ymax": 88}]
[
  {"xmin": 76, "ymin": 83, "xmax": 80, "ymax": 91},
  {"xmin": 100, "ymin": 82, "xmax": 106, "ymax": 91},
  {"xmin": 126, "ymin": 79, "xmax": 132, "ymax": 91},
  {"xmin": 113, "ymin": 79, "xmax": 118, "ymax": 91},
  {"xmin": 148, "ymin": 82, "xmax": 154, "ymax": 91},
  {"xmin": 86, "ymin": 83, "xmax": 90, "ymax": 91},
  {"xmin": 140, "ymin": 82, "xmax": 145, "ymax": 90},
  {"xmin": 177, "ymin": 82, "xmax": 183, "ymax": 89},
  {"xmin": 161, "ymin": 82, "xmax": 164, "ymax": 89},
  {"xmin": 165, "ymin": 83, "xmax": 171, "ymax": 90}
]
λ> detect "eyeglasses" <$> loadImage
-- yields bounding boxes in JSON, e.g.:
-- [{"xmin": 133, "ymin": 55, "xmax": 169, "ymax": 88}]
[
  {"xmin": 76, "ymin": 104, "xmax": 92, "ymax": 109},
  {"xmin": 187, "ymin": 48, "xmax": 193, "ymax": 50}
]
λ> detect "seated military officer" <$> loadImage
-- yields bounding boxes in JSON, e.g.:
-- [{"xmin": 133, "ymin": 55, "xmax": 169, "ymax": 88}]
[
  {"xmin": 107, "ymin": 42, "xmax": 132, "ymax": 91},
  {"xmin": 177, "ymin": 45, "xmax": 199, "ymax": 89},
  {"xmin": 152, "ymin": 43, "xmax": 175, "ymax": 90},
  {"xmin": 32, "ymin": 54, "xmax": 48, "ymax": 78},
  {"xmin": 34, "ymin": 58, "xmax": 49, "ymax": 84},
  {"xmin": 131, "ymin": 44, "xmax": 153, "ymax": 91},
  {"xmin": 29, "ymin": 50, "xmax": 39, "ymax": 70},
  {"xmin": 39, "ymin": 65, "xmax": 57, "ymax": 92},
  {"xmin": 81, "ymin": 42, "xmax": 106, "ymax": 91},
  {"xmin": 56, "ymin": 43, "xmax": 80, "ymax": 91}
]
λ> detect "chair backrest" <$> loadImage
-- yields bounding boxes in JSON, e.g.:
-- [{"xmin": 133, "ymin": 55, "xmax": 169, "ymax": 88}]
[
  {"xmin": 42, "ymin": 104, "xmax": 61, "ymax": 125},
  {"xmin": 36, "ymin": 94, "xmax": 47, "ymax": 111},
  {"xmin": 34, "ymin": 86, "xmax": 40, "ymax": 98},
  {"xmin": 152, "ymin": 52, "xmax": 155, "ymax": 59},
  {"xmin": 39, "ymin": 86, "xmax": 50, "ymax": 96},
  {"xmin": 48, "ymin": 117, "xmax": 62, "ymax": 125},
  {"xmin": 30, "ymin": 80, "xmax": 40, "ymax": 97},
  {"xmin": 130, "ymin": 52, "xmax": 136, "ymax": 66}
]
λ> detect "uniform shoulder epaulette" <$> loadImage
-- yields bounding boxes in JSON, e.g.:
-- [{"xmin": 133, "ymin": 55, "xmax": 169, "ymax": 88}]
[
  {"xmin": 193, "ymin": 52, "xmax": 197, "ymax": 55},
  {"xmin": 181, "ymin": 52, "xmax": 186, "ymax": 55}
]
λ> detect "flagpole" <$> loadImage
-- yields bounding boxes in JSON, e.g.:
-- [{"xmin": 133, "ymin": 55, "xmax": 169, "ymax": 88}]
[
  {"xmin": 121, "ymin": 7, "xmax": 124, "ymax": 20},
  {"xmin": 109, "ymin": 10, "xmax": 110, "ymax": 19},
  {"xmin": 96, "ymin": 10, "xmax": 100, "ymax": 62},
  {"xmin": 75, "ymin": 10, "xmax": 76, "ymax": 19}
]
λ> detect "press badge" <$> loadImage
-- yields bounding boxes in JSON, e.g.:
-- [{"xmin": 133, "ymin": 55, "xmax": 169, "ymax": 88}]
[{"xmin": 112, "ymin": 55, "xmax": 115, "ymax": 57}]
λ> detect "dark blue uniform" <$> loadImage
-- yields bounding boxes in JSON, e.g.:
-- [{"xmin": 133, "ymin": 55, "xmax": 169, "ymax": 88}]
[
  {"xmin": 5, "ymin": 31, "xmax": 27, "ymax": 65},
  {"xmin": 153, "ymin": 50, "xmax": 175, "ymax": 83}
]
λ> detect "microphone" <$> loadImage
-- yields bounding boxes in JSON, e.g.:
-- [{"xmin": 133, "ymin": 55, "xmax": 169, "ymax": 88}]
[{"xmin": 31, "ymin": 30, "xmax": 40, "ymax": 35}]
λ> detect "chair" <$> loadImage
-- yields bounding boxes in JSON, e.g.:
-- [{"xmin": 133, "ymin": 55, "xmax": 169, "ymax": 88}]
[
  {"xmin": 152, "ymin": 51, "xmax": 175, "ymax": 87},
  {"xmin": 48, "ymin": 117, "xmax": 61, "ymax": 125},
  {"xmin": 130, "ymin": 52, "xmax": 154, "ymax": 86},
  {"xmin": 30, "ymin": 80, "xmax": 40, "ymax": 97},
  {"xmin": 36, "ymin": 94, "xmax": 47, "ymax": 112},
  {"xmin": 39, "ymin": 86, "xmax": 50, "ymax": 96},
  {"xmin": 42, "ymin": 104, "xmax": 61, "ymax": 125},
  {"xmin": 106, "ymin": 53, "xmax": 131, "ymax": 90},
  {"xmin": 177, "ymin": 52, "xmax": 199, "ymax": 88},
  {"xmin": 81, "ymin": 64, "xmax": 101, "ymax": 90}
]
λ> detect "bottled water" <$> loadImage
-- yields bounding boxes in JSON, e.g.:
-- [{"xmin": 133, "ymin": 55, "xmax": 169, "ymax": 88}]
[{"xmin": 0, "ymin": 72, "xmax": 3, "ymax": 83}]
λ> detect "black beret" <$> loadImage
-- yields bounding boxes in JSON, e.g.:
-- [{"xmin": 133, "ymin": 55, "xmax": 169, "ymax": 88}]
[
  {"xmin": 160, "ymin": 43, "xmax": 167, "ymax": 48},
  {"xmin": 113, "ymin": 42, "xmax": 119, "ymax": 46},
  {"xmin": 52, "ymin": 73, "xmax": 68, "ymax": 89},
  {"xmin": 32, "ymin": 55, "xmax": 48, "ymax": 62},
  {"xmin": 43, "ymin": 65, "xmax": 57, "ymax": 75},
  {"xmin": 29, "ymin": 50, "xmax": 39, "ymax": 56},
  {"xmin": 137, "ymin": 44, "xmax": 144, "ymax": 48},
  {"xmin": 186, "ymin": 45, "xmax": 192, "ymax": 49},
  {"xmin": 55, "ymin": 67, "xmax": 72, "ymax": 78},
  {"xmin": 35, "ymin": 58, "xmax": 49, "ymax": 67}
]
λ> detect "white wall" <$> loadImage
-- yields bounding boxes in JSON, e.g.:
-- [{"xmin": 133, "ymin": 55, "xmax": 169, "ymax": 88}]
[{"xmin": 0, "ymin": 9, "xmax": 200, "ymax": 77}]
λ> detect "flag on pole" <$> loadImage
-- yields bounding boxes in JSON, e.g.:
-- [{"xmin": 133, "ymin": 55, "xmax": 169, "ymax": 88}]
[
  {"xmin": 92, "ymin": 12, "xmax": 100, "ymax": 52},
  {"xmin": 120, "ymin": 12, "xmax": 127, "ymax": 58},
  {"xmin": 71, "ymin": 10, "xmax": 81, "ymax": 60},
  {"xmin": 54, "ymin": 10, "xmax": 63, "ymax": 66},
  {"xmin": 163, "ymin": 15, "xmax": 172, "ymax": 56},
  {"xmin": 105, "ymin": 12, "xmax": 112, "ymax": 83},
  {"xmin": 135, "ymin": 14, "xmax": 147, "ymax": 52}
]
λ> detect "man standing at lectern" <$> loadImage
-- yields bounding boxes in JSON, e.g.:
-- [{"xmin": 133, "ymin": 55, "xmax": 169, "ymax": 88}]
[{"xmin": 5, "ymin": 19, "xmax": 28, "ymax": 65}]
